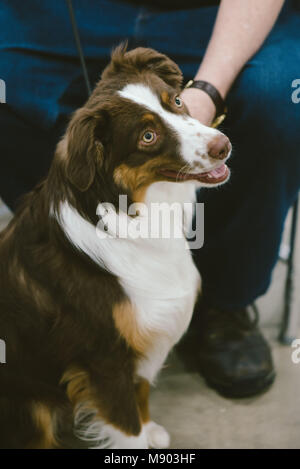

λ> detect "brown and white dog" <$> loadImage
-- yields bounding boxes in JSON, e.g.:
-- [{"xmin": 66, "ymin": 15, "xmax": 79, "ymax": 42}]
[{"xmin": 0, "ymin": 45, "xmax": 231, "ymax": 449}]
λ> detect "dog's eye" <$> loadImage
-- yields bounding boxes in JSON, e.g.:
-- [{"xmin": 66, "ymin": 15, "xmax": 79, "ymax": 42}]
[
  {"xmin": 141, "ymin": 130, "xmax": 157, "ymax": 145},
  {"xmin": 174, "ymin": 96, "xmax": 183, "ymax": 107}
]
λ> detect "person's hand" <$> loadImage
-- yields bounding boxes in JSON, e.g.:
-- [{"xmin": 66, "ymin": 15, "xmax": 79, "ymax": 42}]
[{"xmin": 180, "ymin": 87, "xmax": 216, "ymax": 127}]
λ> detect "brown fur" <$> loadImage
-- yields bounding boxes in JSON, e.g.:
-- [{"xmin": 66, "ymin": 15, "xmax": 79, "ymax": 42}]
[
  {"xmin": 160, "ymin": 90, "xmax": 170, "ymax": 105},
  {"xmin": 113, "ymin": 154, "xmax": 184, "ymax": 203},
  {"xmin": 113, "ymin": 301, "xmax": 154, "ymax": 355},
  {"xmin": 29, "ymin": 402, "xmax": 58, "ymax": 449},
  {"xmin": 142, "ymin": 113, "xmax": 156, "ymax": 122},
  {"xmin": 135, "ymin": 379, "xmax": 150, "ymax": 424},
  {"xmin": 61, "ymin": 365, "xmax": 141, "ymax": 437},
  {"xmin": 101, "ymin": 43, "xmax": 182, "ymax": 91}
]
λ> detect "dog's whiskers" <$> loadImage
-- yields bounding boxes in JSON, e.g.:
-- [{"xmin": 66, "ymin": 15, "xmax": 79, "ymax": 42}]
[{"xmin": 175, "ymin": 163, "xmax": 193, "ymax": 183}]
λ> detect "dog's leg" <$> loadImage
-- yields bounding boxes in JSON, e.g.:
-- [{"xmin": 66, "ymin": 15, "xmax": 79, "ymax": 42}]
[
  {"xmin": 62, "ymin": 366, "xmax": 148, "ymax": 449},
  {"xmin": 0, "ymin": 398, "xmax": 59, "ymax": 449},
  {"xmin": 135, "ymin": 378, "xmax": 170, "ymax": 449}
]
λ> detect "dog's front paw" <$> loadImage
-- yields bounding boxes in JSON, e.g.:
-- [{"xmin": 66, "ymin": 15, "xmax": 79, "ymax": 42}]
[{"xmin": 144, "ymin": 421, "xmax": 170, "ymax": 449}]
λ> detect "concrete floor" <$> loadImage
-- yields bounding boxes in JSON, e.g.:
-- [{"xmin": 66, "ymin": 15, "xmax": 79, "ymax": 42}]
[{"xmin": 1, "ymin": 199, "xmax": 299, "ymax": 449}]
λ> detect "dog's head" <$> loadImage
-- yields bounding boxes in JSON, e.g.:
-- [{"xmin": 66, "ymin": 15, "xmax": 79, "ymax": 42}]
[{"xmin": 58, "ymin": 44, "xmax": 231, "ymax": 203}]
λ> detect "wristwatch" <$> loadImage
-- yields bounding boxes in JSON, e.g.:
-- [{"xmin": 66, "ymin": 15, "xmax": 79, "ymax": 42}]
[{"xmin": 184, "ymin": 79, "xmax": 227, "ymax": 128}]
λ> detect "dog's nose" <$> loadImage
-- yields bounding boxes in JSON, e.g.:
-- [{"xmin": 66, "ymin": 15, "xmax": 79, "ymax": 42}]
[{"xmin": 207, "ymin": 135, "xmax": 231, "ymax": 160}]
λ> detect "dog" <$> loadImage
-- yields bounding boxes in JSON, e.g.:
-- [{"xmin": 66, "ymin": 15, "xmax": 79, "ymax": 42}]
[{"xmin": 0, "ymin": 44, "xmax": 231, "ymax": 449}]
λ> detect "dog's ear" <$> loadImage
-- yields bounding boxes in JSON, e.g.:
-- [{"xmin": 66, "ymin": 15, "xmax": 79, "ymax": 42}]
[
  {"xmin": 102, "ymin": 43, "xmax": 183, "ymax": 90},
  {"xmin": 64, "ymin": 108, "xmax": 109, "ymax": 192},
  {"xmin": 139, "ymin": 48, "xmax": 183, "ymax": 89}
]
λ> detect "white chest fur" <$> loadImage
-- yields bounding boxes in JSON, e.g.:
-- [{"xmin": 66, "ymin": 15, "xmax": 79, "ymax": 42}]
[
  {"xmin": 131, "ymin": 182, "xmax": 200, "ymax": 382},
  {"xmin": 56, "ymin": 181, "xmax": 201, "ymax": 383}
]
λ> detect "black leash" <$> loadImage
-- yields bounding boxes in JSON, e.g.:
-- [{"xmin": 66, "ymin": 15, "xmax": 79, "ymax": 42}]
[{"xmin": 66, "ymin": 0, "xmax": 92, "ymax": 97}]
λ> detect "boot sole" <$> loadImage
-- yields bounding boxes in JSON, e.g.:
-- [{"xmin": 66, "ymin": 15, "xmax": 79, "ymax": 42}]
[{"xmin": 204, "ymin": 370, "xmax": 276, "ymax": 399}]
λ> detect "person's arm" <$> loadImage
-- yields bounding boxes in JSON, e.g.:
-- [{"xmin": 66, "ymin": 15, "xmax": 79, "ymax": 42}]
[{"xmin": 180, "ymin": 0, "xmax": 285, "ymax": 125}]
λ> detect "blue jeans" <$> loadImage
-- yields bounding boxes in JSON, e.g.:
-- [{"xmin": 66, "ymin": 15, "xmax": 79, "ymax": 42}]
[{"xmin": 0, "ymin": 0, "xmax": 299, "ymax": 309}]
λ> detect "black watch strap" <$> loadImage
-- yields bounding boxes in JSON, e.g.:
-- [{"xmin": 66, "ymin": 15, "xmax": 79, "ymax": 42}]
[{"xmin": 185, "ymin": 79, "xmax": 227, "ymax": 128}]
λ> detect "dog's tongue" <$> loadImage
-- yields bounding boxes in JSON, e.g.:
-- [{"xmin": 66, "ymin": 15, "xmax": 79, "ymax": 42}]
[
  {"xmin": 160, "ymin": 163, "xmax": 229, "ymax": 184},
  {"xmin": 202, "ymin": 164, "xmax": 227, "ymax": 179}
]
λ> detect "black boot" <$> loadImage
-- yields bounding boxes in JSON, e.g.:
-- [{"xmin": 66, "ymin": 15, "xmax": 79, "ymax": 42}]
[{"xmin": 179, "ymin": 301, "xmax": 275, "ymax": 398}]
